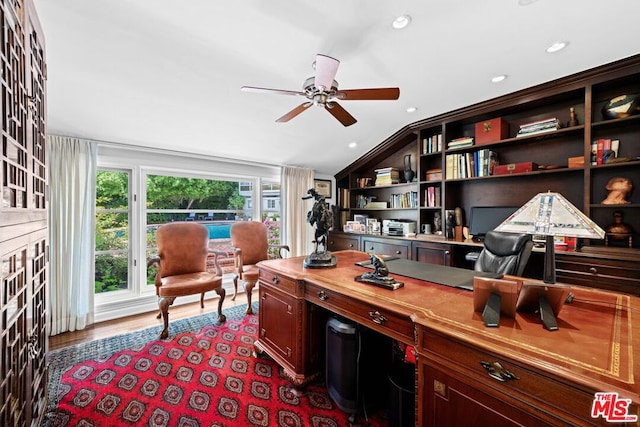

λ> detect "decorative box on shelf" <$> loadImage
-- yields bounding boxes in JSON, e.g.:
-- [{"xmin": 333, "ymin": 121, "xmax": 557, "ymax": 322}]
[
  {"xmin": 425, "ymin": 168, "xmax": 443, "ymax": 181},
  {"xmin": 493, "ymin": 162, "xmax": 538, "ymax": 175},
  {"xmin": 568, "ymin": 156, "xmax": 585, "ymax": 168},
  {"xmin": 475, "ymin": 118, "xmax": 509, "ymax": 145}
]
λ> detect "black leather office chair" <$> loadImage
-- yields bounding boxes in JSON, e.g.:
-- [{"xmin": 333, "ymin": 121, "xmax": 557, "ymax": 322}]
[{"xmin": 474, "ymin": 231, "xmax": 533, "ymax": 277}]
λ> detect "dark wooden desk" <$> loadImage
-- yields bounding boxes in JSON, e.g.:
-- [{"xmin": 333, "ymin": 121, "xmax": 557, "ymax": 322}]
[{"xmin": 256, "ymin": 250, "xmax": 640, "ymax": 426}]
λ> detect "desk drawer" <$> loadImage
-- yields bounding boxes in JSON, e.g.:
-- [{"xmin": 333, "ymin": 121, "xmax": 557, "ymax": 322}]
[
  {"xmin": 419, "ymin": 327, "xmax": 610, "ymax": 426},
  {"xmin": 362, "ymin": 238, "xmax": 410, "ymax": 259},
  {"xmin": 259, "ymin": 269, "xmax": 301, "ymax": 295},
  {"xmin": 556, "ymin": 255, "xmax": 640, "ymax": 295},
  {"xmin": 305, "ymin": 282, "xmax": 414, "ymax": 344}
]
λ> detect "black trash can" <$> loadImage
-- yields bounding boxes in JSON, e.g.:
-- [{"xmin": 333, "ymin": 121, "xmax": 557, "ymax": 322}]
[{"xmin": 388, "ymin": 362, "xmax": 415, "ymax": 427}]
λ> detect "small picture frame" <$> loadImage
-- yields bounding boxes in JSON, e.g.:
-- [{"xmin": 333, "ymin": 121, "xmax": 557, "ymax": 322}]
[{"xmin": 314, "ymin": 179, "xmax": 332, "ymax": 198}]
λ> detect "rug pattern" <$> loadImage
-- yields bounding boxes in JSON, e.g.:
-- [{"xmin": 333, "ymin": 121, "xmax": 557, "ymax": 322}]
[{"xmin": 44, "ymin": 303, "xmax": 385, "ymax": 427}]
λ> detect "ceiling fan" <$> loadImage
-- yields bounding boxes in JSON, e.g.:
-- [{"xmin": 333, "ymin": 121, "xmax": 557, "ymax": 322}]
[{"xmin": 241, "ymin": 54, "xmax": 400, "ymax": 127}]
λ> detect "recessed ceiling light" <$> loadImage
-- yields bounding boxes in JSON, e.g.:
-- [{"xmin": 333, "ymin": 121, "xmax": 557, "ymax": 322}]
[
  {"xmin": 406, "ymin": 107, "xmax": 417, "ymax": 113},
  {"xmin": 348, "ymin": 142, "xmax": 357, "ymax": 149},
  {"xmin": 491, "ymin": 75, "xmax": 507, "ymax": 83},
  {"xmin": 392, "ymin": 15, "xmax": 411, "ymax": 30},
  {"xmin": 546, "ymin": 41, "xmax": 568, "ymax": 53},
  {"xmin": 518, "ymin": 0, "xmax": 538, "ymax": 5}
]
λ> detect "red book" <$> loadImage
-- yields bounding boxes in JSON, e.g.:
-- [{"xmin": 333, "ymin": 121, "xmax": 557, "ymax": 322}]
[{"xmin": 596, "ymin": 139, "xmax": 605, "ymax": 165}]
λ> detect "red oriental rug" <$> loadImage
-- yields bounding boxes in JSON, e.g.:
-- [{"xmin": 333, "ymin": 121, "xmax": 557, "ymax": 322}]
[{"xmin": 44, "ymin": 306, "xmax": 388, "ymax": 427}]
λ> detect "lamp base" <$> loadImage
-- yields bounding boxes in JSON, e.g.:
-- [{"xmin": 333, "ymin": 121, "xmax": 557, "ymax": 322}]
[{"xmin": 543, "ymin": 235, "xmax": 556, "ymax": 284}]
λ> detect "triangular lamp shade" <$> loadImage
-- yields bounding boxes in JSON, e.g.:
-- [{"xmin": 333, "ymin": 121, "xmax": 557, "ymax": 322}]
[{"xmin": 494, "ymin": 192, "xmax": 605, "ymax": 239}]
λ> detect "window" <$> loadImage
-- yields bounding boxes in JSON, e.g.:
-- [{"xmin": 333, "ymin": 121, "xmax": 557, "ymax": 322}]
[
  {"xmin": 93, "ymin": 143, "xmax": 282, "ymax": 321},
  {"xmin": 145, "ymin": 174, "xmax": 253, "ymax": 287},
  {"xmin": 95, "ymin": 169, "xmax": 131, "ymax": 294}
]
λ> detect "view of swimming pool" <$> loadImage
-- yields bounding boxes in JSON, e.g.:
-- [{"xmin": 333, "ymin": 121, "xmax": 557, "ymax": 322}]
[{"xmin": 203, "ymin": 222, "xmax": 233, "ymax": 239}]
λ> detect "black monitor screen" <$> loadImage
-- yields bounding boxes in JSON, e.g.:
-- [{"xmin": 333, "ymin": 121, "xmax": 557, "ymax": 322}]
[{"xmin": 469, "ymin": 206, "xmax": 519, "ymax": 238}]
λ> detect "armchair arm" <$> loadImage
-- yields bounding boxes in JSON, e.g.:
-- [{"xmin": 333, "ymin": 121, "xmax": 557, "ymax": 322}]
[
  {"xmin": 207, "ymin": 249, "xmax": 228, "ymax": 277},
  {"xmin": 146, "ymin": 256, "xmax": 161, "ymax": 288},
  {"xmin": 269, "ymin": 244, "xmax": 290, "ymax": 259}
]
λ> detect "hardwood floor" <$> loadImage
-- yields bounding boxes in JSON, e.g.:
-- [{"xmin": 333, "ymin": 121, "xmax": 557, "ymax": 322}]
[{"xmin": 48, "ymin": 290, "xmax": 256, "ymax": 351}]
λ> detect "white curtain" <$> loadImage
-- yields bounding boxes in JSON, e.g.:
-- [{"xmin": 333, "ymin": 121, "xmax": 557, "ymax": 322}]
[
  {"xmin": 281, "ymin": 166, "xmax": 314, "ymax": 257},
  {"xmin": 48, "ymin": 136, "xmax": 97, "ymax": 335}
]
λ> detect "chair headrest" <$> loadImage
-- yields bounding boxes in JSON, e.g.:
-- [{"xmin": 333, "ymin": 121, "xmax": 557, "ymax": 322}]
[{"xmin": 483, "ymin": 231, "xmax": 532, "ymax": 257}]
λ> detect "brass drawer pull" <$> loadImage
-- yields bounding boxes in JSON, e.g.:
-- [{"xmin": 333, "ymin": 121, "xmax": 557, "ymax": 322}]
[
  {"xmin": 369, "ymin": 310, "xmax": 387, "ymax": 325},
  {"xmin": 317, "ymin": 291, "xmax": 328, "ymax": 301},
  {"xmin": 480, "ymin": 361, "xmax": 519, "ymax": 382},
  {"xmin": 589, "ymin": 267, "xmax": 597, "ymax": 274},
  {"xmin": 271, "ymin": 276, "xmax": 280, "ymax": 284}
]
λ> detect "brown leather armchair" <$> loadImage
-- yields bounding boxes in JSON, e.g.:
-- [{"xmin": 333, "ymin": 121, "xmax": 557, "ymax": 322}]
[
  {"xmin": 147, "ymin": 222, "xmax": 227, "ymax": 339},
  {"xmin": 230, "ymin": 221, "xmax": 289, "ymax": 314}
]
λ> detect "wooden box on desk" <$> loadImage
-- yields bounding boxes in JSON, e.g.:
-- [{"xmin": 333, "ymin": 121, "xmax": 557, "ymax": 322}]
[
  {"xmin": 475, "ymin": 118, "xmax": 509, "ymax": 145},
  {"xmin": 493, "ymin": 162, "xmax": 538, "ymax": 175}
]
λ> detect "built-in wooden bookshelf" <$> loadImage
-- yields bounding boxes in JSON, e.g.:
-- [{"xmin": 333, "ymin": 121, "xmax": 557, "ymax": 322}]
[
  {"xmin": 336, "ymin": 55, "xmax": 640, "ymax": 247},
  {"xmin": 334, "ymin": 55, "xmax": 640, "ymax": 293}
]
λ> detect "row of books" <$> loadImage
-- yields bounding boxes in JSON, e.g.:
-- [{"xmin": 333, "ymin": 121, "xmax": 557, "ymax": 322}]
[
  {"xmin": 390, "ymin": 191, "xmax": 418, "ymax": 209},
  {"xmin": 425, "ymin": 186, "xmax": 441, "ymax": 207},
  {"xmin": 374, "ymin": 167, "xmax": 400, "ymax": 186},
  {"xmin": 445, "ymin": 149, "xmax": 498, "ymax": 179},
  {"xmin": 516, "ymin": 117, "xmax": 561, "ymax": 137},
  {"xmin": 591, "ymin": 138, "xmax": 620, "ymax": 165},
  {"xmin": 447, "ymin": 136, "xmax": 474, "ymax": 149},
  {"xmin": 422, "ymin": 133, "xmax": 443, "ymax": 154}
]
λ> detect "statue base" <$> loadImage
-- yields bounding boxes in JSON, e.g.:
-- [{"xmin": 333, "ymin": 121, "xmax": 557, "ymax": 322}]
[
  {"xmin": 303, "ymin": 252, "xmax": 337, "ymax": 268},
  {"xmin": 354, "ymin": 273, "xmax": 404, "ymax": 290}
]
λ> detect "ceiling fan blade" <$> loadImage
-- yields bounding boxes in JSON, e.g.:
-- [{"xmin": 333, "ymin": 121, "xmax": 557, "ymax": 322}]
[
  {"xmin": 326, "ymin": 102, "xmax": 357, "ymax": 127},
  {"xmin": 241, "ymin": 86, "xmax": 305, "ymax": 97},
  {"xmin": 314, "ymin": 54, "xmax": 340, "ymax": 91},
  {"xmin": 335, "ymin": 87, "xmax": 400, "ymax": 101},
  {"xmin": 276, "ymin": 102, "xmax": 313, "ymax": 123}
]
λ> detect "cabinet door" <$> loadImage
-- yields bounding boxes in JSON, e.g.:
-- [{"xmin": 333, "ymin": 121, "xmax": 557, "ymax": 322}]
[
  {"xmin": 412, "ymin": 241, "xmax": 452, "ymax": 266},
  {"xmin": 257, "ymin": 286, "xmax": 298, "ymax": 369},
  {"xmin": 256, "ymin": 272, "xmax": 326, "ymax": 386},
  {"xmin": 362, "ymin": 237, "xmax": 410, "ymax": 259},
  {"xmin": 327, "ymin": 233, "xmax": 360, "ymax": 251}
]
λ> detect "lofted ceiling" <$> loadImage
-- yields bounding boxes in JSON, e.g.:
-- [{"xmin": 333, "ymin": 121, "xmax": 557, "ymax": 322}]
[{"xmin": 33, "ymin": 0, "xmax": 640, "ymax": 176}]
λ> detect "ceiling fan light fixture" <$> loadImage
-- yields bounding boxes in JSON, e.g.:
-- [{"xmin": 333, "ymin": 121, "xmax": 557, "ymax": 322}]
[{"xmin": 392, "ymin": 15, "xmax": 411, "ymax": 29}]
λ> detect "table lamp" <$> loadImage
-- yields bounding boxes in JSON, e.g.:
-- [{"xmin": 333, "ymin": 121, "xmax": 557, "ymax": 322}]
[{"xmin": 494, "ymin": 191, "xmax": 605, "ymax": 284}]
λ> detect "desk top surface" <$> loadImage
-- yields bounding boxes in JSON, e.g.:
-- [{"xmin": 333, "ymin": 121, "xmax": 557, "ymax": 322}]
[{"xmin": 259, "ymin": 250, "xmax": 640, "ymax": 401}]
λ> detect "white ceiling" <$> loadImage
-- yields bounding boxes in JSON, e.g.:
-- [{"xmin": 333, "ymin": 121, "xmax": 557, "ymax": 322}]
[{"xmin": 33, "ymin": 0, "xmax": 640, "ymax": 176}]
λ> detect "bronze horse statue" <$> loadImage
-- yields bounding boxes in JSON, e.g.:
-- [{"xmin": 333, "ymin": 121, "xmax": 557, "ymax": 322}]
[{"xmin": 303, "ymin": 188, "xmax": 333, "ymax": 254}]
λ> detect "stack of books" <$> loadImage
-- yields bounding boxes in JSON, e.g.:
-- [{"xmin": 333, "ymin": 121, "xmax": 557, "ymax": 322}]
[
  {"xmin": 516, "ymin": 117, "xmax": 561, "ymax": 137},
  {"xmin": 374, "ymin": 167, "xmax": 400, "ymax": 186},
  {"xmin": 447, "ymin": 136, "xmax": 474, "ymax": 149}
]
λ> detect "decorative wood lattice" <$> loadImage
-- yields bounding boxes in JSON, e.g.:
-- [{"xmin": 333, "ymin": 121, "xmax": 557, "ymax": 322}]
[{"xmin": 0, "ymin": 1, "xmax": 48, "ymax": 426}]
